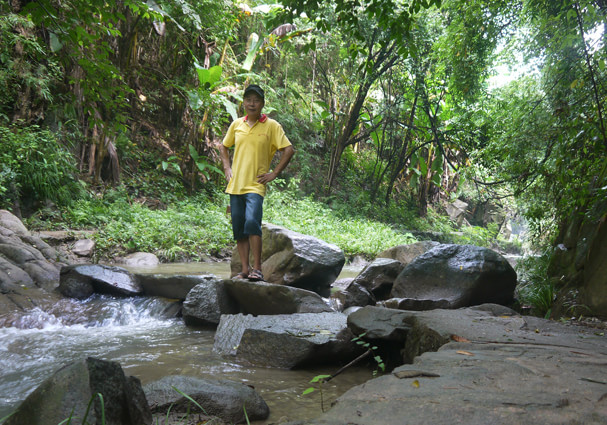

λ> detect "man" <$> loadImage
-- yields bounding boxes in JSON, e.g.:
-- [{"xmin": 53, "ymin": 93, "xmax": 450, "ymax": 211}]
[{"xmin": 219, "ymin": 84, "xmax": 294, "ymax": 281}]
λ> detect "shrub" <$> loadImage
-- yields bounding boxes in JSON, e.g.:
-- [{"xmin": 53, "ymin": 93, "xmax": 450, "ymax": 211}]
[
  {"xmin": 0, "ymin": 125, "xmax": 85, "ymax": 210},
  {"xmin": 515, "ymin": 251, "xmax": 555, "ymax": 318}
]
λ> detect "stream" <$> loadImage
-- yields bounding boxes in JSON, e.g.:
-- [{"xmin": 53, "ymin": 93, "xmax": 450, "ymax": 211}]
[{"xmin": 0, "ymin": 262, "xmax": 371, "ymax": 424}]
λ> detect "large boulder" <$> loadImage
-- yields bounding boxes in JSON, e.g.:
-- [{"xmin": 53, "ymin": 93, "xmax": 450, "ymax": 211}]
[
  {"xmin": 445, "ymin": 199, "xmax": 469, "ymax": 227},
  {"xmin": 118, "ymin": 252, "xmax": 160, "ymax": 267},
  {"xmin": 0, "ymin": 209, "xmax": 30, "ymax": 236},
  {"xmin": 377, "ymin": 241, "xmax": 440, "ymax": 267},
  {"xmin": 59, "ymin": 264, "xmax": 143, "ymax": 299},
  {"xmin": 331, "ymin": 281, "xmax": 375, "ymax": 311},
  {"xmin": 138, "ymin": 273, "xmax": 218, "ymax": 300},
  {"xmin": 350, "ymin": 258, "xmax": 404, "ymax": 300},
  {"xmin": 231, "ymin": 223, "xmax": 345, "ymax": 297},
  {"xmin": 549, "ymin": 198, "xmax": 607, "ymax": 318},
  {"xmin": 347, "ymin": 305, "xmax": 412, "ymax": 342},
  {"xmin": 213, "ymin": 312, "xmax": 359, "ymax": 369},
  {"xmin": 390, "ymin": 244, "xmax": 517, "ymax": 310},
  {"xmin": 583, "ymin": 218, "xmax": 607, "ymax": 316},
  {"xmin": 4, "ymin": 357, "xmax": 152, "ymax": 425},
  {"xmin": 0, "ymin": 232, "xmax": 62, "ymax": 291},
  {"xmin": 299, "ymin": 304, "xmax": 607, "ymax": 425},
  {"xmin": 182, "ymin": 278, "xmax": 239, "ymax": 327},
  {"xmin": 144, "ymin": 375, "xmax": 269, "ymax": 424},
  {"xmin": 223, "ymin": 279, "xmax": 334, "ymax": 315}
]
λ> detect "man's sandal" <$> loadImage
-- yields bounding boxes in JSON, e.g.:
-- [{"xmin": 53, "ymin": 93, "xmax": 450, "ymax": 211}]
[
  {"xmin": 235, "ymin": 271, "xmax": 249, "ymax": 279},
  {"xmin": 247, "ymin": 269, "xmax": 264, "ymax": 281}
]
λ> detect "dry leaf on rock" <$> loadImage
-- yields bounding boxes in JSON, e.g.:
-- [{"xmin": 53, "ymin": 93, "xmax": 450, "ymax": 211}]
[
  {"xmin": 450, "ymin": 334, "xmax": 470, "ymax": 342},
  {"xmin": 393, "ymin": 370, "xmax": 440, "ymax": 379}
]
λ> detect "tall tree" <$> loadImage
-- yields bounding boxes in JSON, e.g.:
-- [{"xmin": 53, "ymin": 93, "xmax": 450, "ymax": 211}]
[{"xmin": 272, "ymin": 0, "xmax": 441, "ymax": 190}]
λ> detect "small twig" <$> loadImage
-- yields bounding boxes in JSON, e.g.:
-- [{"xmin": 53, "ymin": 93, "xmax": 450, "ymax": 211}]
[{"xmin": 323, "ymin": 349, "xmax": 372, "ymax": 383}]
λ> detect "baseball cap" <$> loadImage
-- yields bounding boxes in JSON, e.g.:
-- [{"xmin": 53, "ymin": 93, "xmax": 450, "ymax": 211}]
[{"xmin": 244, "ymin": 84, "xmax": 264, "ymax": 100}]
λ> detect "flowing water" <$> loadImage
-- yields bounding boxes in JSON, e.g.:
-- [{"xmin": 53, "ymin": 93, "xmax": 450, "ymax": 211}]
[{"xmin": 0, "ymin": 262, "xmax": 369, "ymax": 424}]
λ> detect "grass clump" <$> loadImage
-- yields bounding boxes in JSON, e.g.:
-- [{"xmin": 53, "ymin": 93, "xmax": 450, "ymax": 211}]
[
  {"xmin": 57, "ymin": 194, "xmax": 232, "ymax": 262},
  {"xmin": 515, "ymin": 251, "xmax": 555, "ymax": 318}
]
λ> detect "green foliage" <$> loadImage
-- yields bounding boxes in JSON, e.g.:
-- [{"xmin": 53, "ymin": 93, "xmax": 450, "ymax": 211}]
[
  {"xmin": 516, "ymin": 252, "xmax": 555, "ymax": 318},
  {"xmin": 452, "ymin": 223, "xmax": 500, "ymax": 248},
  {"xmin": 61, "ymin": 195, "xmax": 232, "ymax": 261},
  {"xmin": 0, "ymin": 12, "xmax": 62, "ymax": 123},
  {"xmin": 264, "ymin": 179, "xmax": 417, "ymax": 258},
  {"xmin": 302, "ymin": 374, "xmax": 332, "ymax": 396},
  {"xmin": 0, "ymin": 126, "xmax": 85, "ymax": 209},
  {"xmin": 351, "ymin": 333, "xmax": 386, "ymax": 376}
]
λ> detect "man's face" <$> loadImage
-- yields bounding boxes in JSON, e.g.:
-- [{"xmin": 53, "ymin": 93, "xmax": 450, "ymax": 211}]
[{"xmin": 243, "ymin": 93, "xmax": 264, "ymax": 116}]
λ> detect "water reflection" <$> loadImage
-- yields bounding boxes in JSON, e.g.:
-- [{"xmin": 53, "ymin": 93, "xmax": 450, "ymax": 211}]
[{"xmin": 0, "ymin": 262, "xmax": 371, "ymax": 424}]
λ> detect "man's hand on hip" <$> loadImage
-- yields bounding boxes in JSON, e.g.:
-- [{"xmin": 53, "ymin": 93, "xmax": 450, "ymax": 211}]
[{"xmin": 257, "ymin": 172, "xmax": 277, "ymax": 184}]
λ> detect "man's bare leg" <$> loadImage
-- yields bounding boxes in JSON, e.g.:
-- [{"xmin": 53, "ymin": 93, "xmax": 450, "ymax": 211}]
[
  {"xmin": 236, "ymin": 238, "xmax": 250, "ymax": 275},
  {"xmin": 249, "ymin": 234, "xmax": 262, "ymax": 271}
]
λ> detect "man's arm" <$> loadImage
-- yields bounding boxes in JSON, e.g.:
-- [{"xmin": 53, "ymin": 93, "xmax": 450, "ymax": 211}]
[
  {"xmin": 219, "ymin": 144, "xmax": 232, "ymax": 182},
  {"xmin": 257, "ymin": 145, "xmax": 295, "ymax": 184}
]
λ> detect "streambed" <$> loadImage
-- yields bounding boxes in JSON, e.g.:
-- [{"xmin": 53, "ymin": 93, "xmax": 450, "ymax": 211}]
[{"xmin": 0, "ymin": 262, "xmax": 369, "ymax": 424}]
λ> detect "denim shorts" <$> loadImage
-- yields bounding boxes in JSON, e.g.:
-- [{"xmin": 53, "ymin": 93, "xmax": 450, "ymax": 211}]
[{"xmin": 230, "ymin": 193, "xmax": 263, "ymax": 240}]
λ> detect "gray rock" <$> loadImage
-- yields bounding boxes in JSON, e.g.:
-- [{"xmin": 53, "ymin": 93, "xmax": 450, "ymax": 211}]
[
  {"xmin": 21, "ymin": 259, "xmax": 60, "ymax": 290},
  {"xmin": 332, "ymin": 282, "xmax": 375, "ymax": 311},
  {"xmin": 296, "ymin": 305, "xmax": 607, "ymax": 425},
  {"xmin": 445, "ymin": 199, "xmax": 469, "ymax": 226},
  {"xmin": 213, "ymin": 312, "xmax": 359, "ymax": 368},
  {"xmin": 0, "ymin": 255, "xmax": 35, "ymax": 289},
  {"xmin": 0, "ymin": 242, "xmax": 42, "ymax": 264},
  {"xmin": 351, "ymin": 257, "xmax": 404, "ymax": 300},
  {"xmin": 231, "ymin": 223, "xmax": 345, "ymax": 297},
  {"xmin": 0, "ymin": 209, "xmax": 30, "ymax": 236},
  {"xmin": 390, "ymin": 244, "xmax": 517, "ymax": 310},
  {"xmin": 182, "ymin": 278, "xmax": 239, "ymax": 326},
  {"xmin": 138, "ymin": 273, "xmax": 218, "ymax": 300},
  {"xmin": 72, "ymin": 239, "xmax": 95, "ymax": 257},
  {"xmin": 4, "ymin": 357, "xmax": 152, "ymax": 425},
  {"xmin": 144, "ymin": 375, "xmax": 269, "ymax": 424},
  {"xmin": 377, "ymin": 241, "xmax": 440, "ymax": 266},
  {"xmin": 223, "ymin": 279, "xmax": 334, "ymax": 315},
  {"xmin": 20, "ymin": 234, "xmax": 66, "ymax": 263},
  {"xmin": 59, "ymin": 264, "xmax": 142, "ymax": 299},
  {"xmin": 347, "ymin": 305, "xmax": 412, "ymax": 342},
  {"xmin": 121, "ymin": 252, "xmax": 160, "ymax": 267}
]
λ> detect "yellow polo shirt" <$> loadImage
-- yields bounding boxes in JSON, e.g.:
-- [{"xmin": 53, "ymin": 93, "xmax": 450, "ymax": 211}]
[{"xmin": 222, "ymin": 114, "xmax": 291, "ymax": 197}]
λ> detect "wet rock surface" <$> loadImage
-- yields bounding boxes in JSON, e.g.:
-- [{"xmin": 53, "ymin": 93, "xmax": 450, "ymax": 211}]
[
  {"xmin": 224, "ymin": 278, "xmax": 334, "ymax": 315},
  {"xmin": 390, "ymin": 244, "xmax": 517, "ymax": 310},
  {"xmin": 213, "ymin": 312, "xmax": 360, "ymax": 369},
  {"xmin": 231, "ymin": 223, "xmax": 345, "ymax": 297},
  {"xmin": 288, "ymin": 305, "xmax": 607, "ymax": 425},
  {"xmin": 4, "ymin": 357, "xmax": 152, "ymax": 425},
  {"xmin": 59, "ymin": 264, "xmax": 143, "ymax": 299},
  {"xmin": 144, "ymin": 375, "xmax": 269, "ymax": 424}
]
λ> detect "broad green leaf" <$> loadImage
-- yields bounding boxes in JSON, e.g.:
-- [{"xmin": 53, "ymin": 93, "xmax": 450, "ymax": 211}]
[
  {"xmin": 207, "ymin": 65, "xmax": 223, "ymax": 86},
  {"xmin": 309, "ymin": 374, "xmax": 331, "ymax": 383},
  {"xmin": 242, "ymin": 34, "xmax": 264, "ymax": 71},
  {"xmin": 419, "ymin": 156, "xmax": 428, "ymax": 176},
  {"xmin": 49, "ymin": 31, "xmax": 63, "ymax": 52},
  {"xmin": 431, "ymin": 152, "xmax": 443, "ymax": 173},
  {"xmin": 222, "ymin": 98, "xmax": 239, "ymax": 121},
  {"xmin": 189, "ymin": 145, "xmax": 199, "ymax": 162},
  {"xmin": 431, "ymin": 173, "xmax": 442, "ymax": 186}
]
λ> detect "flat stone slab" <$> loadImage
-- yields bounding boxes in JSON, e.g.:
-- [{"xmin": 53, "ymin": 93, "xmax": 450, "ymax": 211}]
[
  {"xmin": 295, "ymin": 306, "xmax": 607, "ymax": 425},
  {"xmin": 214, "ymin": 312, "xmax": 358, "ymax": 369}
]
